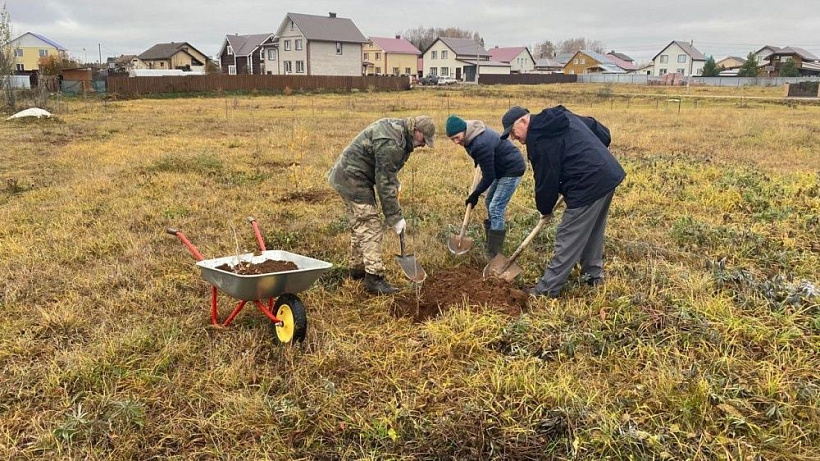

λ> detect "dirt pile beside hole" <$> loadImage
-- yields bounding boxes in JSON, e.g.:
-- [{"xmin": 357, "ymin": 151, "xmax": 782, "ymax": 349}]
[
  {"xmin": 216, "ymin": 259, "xmax": 299, "ymax": 275},
  {"xmin": 392, "ymin": 265, "xmax": 528, "ymax": 322}
]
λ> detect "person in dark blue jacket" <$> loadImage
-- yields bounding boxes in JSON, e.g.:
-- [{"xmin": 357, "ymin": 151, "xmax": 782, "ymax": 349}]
[
  {"xmin": 446, "ymin": 115, "xmax": 526, "ymax": 258},
  {"xmin": 500, "ymin": 105, "xmax": 625, "ymax": 297}
]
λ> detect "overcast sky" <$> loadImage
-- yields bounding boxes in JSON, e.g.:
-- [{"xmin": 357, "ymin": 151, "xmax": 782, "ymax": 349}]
[{"xmin": 7, "ymin": 0, "xmax": 820, "ymax": 63}]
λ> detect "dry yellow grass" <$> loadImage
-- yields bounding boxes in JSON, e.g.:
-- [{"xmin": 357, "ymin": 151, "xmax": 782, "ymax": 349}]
[{"xmin": 1, "ymin": 84, "xmax": 818, "ymax": 459}]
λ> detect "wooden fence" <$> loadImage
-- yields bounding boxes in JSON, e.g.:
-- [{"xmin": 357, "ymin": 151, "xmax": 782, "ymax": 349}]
[
  {"xmin": 785, "ymin": 81, "xmax": 820, "ymax": 98},
  {"xmin": 479, "ymin": 74, "xmax": 577, "ymax": 85},
  {"xmin": 107, "ymin": 74, "xmax": 411, "ymax": 96}
]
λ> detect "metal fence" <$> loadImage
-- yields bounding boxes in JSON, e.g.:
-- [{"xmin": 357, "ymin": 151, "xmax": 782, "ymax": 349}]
[
  {"xmin": 479, "ymin": 74, "xmax": 577, "ymax": 85},
  {"xmin": 61, "ymin": 80, "xmax": 107, "ymax": 95},
  {"xmin": 107, "ymin": 74, "xmax": 411, "ymax": 96},
  {"xmin": 578, "ymin": 74, "xmax": 820, "ymax": 87},
  {"xmin": 1, "ymin": 75, "xmax": 32, "ymax": 89}
]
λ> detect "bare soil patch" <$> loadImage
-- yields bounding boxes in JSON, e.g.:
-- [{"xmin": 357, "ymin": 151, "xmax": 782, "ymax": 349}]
[
  {"xmin": 216, "ymin": 259, "xmax": 298, "ymax": 275},
  {"xmin": 392, "ymin": 265, "xmax": 529, "ymax": 322}
]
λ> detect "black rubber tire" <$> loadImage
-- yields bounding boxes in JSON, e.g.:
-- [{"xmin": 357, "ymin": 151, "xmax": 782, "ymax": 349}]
[{"xmin": 271, "ymin": 293, "xmax": 307, "ymax": 344}]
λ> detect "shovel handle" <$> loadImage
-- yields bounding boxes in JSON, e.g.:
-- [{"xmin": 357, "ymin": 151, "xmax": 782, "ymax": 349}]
[
  {"xmin": 457, "ymin": 204, "xmax": 473, "ymax": 242},
  {"xmin": 501, "ymin": 197, "xmax": 565, "ymax": 271},
  {"xmin": 399, "ymin": 230, "xmax": 407, "ymax": 257}
]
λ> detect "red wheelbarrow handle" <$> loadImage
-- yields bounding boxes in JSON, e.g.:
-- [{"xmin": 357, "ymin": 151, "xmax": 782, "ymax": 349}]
[
  {"xmin": 166, "ymin": 227, "xmax": 206, "ymax": 261},
  {"xmin": 247, "ymin": 217, "xmax": 267, "ymax": 252}
]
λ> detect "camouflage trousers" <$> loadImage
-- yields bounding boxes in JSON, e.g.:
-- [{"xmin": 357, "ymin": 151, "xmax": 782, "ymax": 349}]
[{"xmin": 342, "ymin": 198, "xmax": 385, "ymax": 276}]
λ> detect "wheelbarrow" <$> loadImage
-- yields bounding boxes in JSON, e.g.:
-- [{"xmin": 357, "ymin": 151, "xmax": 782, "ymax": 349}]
[{"xmin": 166, "ymin": 217, "xmax": 332, "ymax": 344}]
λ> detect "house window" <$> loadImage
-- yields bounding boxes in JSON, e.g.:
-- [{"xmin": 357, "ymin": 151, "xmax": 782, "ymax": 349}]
[
  {"xmin": 268, "ymin": 49, "xmax": 276, "ymax": 60},
  {"xmin": 14, "ymin": 49, "xmax": 22, "ymax": 57},
  {"xmin": 296, "ymin": 60, "xmax": 304, "ymax": 73},
  {"xmin": 431, "ymin": 51, "xmax": 437, "ymax": 59},
  {"xmin": 228, "ymin": 65, "xmax": 236, "ymax": 75},
  {"xmin": 429, "ymin": 67, "xmax": 437, "ymax": 76},
  {"xmin": 660, "ymin": 55, "xmax": 668, "ymax": 63},
  {"xmin": 659, "ymin": 68, "xmax": 668, "ymax": 75},
  {"xmin": 375, "ymin": 52, "xmax": 380, "ymax": 60},
  {"xmin": 580, "ymin": 57, "xmax": 585, "ymax": 64},
  {"xmin": 160, "ymin": 62, "xmax": 165, "ymax": 68},
  {"xmin": 39, "ymin": 49, "xmax": 48, "ymax": 57},
  {"xmin": 16, "ymin": 64, "xmax": 24, "ymax": 71},
  {"xmin": 573, "ymin": 58, "xmax": 578, "ymax": 64},
  {"xmin": 336, "ymin": 42, "xmax": 343, "ymax": 55},
  {"xmin": 284, "ymin": 61, "xmax": 292, "ymax": 73},
  {"xmin": 284, "ymin": 40, "xmax": 291, "ymax": 51},
  {"xmin": 569, "ymin": 69, "xmax": 575, "ymax": 75},
  {"xmin": 393, "ymin": 67, "xmax": 399, "ymax": 75},
  {"xmin": 290, "ymin": 21, "xmax": 295, "ymax": 30},
  {"xmin": 405, "ymin": 67, "xmax": 411, "ymax": 75},
  {"xmin": 363, "ymin": 52, "xmax": 369, "ymax": 61},
  {"xmin": 227, "ymin": 45, "xmax": 233, "ymax": 55},
  {"xmin": 441, "ymin": 50, "xmax": 448, "ymax": 59},
  {"xmin": 376, "ymin": 67, "xmax": 381, "ymax": 74},
  {"xmin": 295, "ymin": 39, "xmax": 302, "ymax": 50},
  {"xmin": 677, "ymin": 54, "xmax": 686, "ymax": 63},
  {"xmin": 677, "ymin": 68, "xmax": 685, "ymax": 74},
  {"xmin": 440, "ymin": 67, "xmax": 449, "ymax": 76}
]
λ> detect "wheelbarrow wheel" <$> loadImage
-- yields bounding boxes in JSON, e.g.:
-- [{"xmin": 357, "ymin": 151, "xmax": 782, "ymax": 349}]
[{"xmin": 272, "ymin": 293, "xmax": 307, "ymax": 344}]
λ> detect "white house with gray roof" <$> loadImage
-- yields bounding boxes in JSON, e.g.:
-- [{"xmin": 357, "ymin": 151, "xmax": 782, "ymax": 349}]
[
  {"xmin": 422, "ymin": 37, "xmax": 509, "ymax": 82},
  {"xmin": 652, "ymin": 41, "xmax": 706, "ymax": 77},
  {"xmin": 264, "ymin": 12, "xmax": 367, "ymax": 76}
]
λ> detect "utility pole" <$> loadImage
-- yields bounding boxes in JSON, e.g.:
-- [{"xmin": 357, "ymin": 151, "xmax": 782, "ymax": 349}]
[{"xmin": 98, "ymin": 43, "xmax": 102, "ymax": 66}]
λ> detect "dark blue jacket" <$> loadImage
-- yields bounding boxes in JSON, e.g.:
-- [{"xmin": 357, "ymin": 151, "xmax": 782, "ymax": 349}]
[
  {"xmin": 525, "ymin": 106, "xmax": 625, "ymax": 214},
  {"xmin": 466, "ymin": 127, "xmax": 526, "ymax": 200}
]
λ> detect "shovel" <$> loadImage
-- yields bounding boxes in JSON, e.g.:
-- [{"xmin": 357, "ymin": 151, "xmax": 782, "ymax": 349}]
[
  {"xmin": 483, "ymin": 197, "xmax": 564, "ymax": 282},
  {"xmin": 447, "ymin": 167, "xmax": 483, "ymax": 255},
  {"xmin": 395, "ymin": 230, "xmax": 427, "ymax": 283}
]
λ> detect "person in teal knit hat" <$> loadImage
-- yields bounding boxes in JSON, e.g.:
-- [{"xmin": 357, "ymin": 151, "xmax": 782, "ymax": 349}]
[{"xmin": 445, "ymin": 114, "xmax": 526, "ymax": 258}]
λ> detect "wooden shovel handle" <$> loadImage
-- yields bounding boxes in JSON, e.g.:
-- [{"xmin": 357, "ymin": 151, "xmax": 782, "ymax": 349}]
[
  {"xmin": 502, "ymin": 197, "xmax": 566, "ymax": 270},
  {"xmin": 457, "ymin": 167, "xmax": 482, "ymax": 242}
]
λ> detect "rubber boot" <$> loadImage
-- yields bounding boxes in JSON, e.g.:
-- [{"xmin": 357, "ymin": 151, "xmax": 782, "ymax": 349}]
[
  {"xmin": 487, "ymin": 229, "xmax": 506, "ymax": 259},
  {"xmin": 364, "ymin": 273, "xmax": 399, "ymax": 295},
  {"xmin": 483, "ymin": 219, "xmax": 491, "ymax": 241},
  {"xmin": 348, "ymin": 267, "xmax": 366, "ymax": 280}
]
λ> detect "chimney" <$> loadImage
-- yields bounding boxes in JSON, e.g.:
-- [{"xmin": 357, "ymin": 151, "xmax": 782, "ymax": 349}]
[
  {"xmin": 395, "ymin": 35, "xmax": 401, "ymax": 40},
  {"xmin": 329, "ymin": 12, "xmax": 336, "ymax": 18}
]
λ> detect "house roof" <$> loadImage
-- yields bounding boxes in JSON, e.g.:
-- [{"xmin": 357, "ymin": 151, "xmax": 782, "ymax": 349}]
[
  {"xmin": 535, "ymin": 57, "xmax": 562, "ymax": 69},
  {"xmin": 458, "ymin": 59, "xmax": 511, "ymax": 68},
  {"xmin": 772, "ymin": 47, "xmax": 820, "ymax": 61},
  {"xmin": 435, "ymin": 37, "xmax": 490, "ymax": 58},
  {"xmin": 284, "ymin": 12, "xmax": 367, "ymax": 43},
  {"xmin": 605, "ymin": 53, "xmax": 638, "ymax": 71},
  {"xmin": 566, "ymin": 50, "xmax": 625, "ymax": 73},
  {"xmin": 11, "ymin": 32, "xmax": 68, "ymax": 51},
  {"xmin": 488, "ymin": 46, "xmax": 532, "ymax": 64},
  {"xmin": 139, "ymin": 42, "xmax": 208, "ymax": 61},
  {"xmin": 369, "ymin": 36, "xmax": 420, "ymax": 55},
  {"xmin": 554, "ymin": 52, "xmax": 575, "ymax": 65},
  {"xmin": 607, "ymin": 51, "xmax": 634, "ymax": 62},
  {"xmin": 754, "ymin": 45, "xmax": 782, "ymax": 56},
  {"xmin": 225, "ymin": 33, "xmax": 274, "ymax": 56},
  {"xmin": 652, "ymin": 41, "xmax": 707, "ymax": 61}
]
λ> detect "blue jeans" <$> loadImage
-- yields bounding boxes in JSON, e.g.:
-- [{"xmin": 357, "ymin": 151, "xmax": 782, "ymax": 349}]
[{"xmin": 484, "ymin": 176, "xmax": 522, "ymax": 231}]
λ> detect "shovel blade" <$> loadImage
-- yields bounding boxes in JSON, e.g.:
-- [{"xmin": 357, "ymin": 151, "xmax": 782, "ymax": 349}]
[
  {"xmin": 482, "ymin": 254, "xmax": 523, "ymax": 282},
  {"xmin": 395, "ymin": 254, "xmax": 427, "ymax": 283},
  {"xmin": 447, "ymin": 235, "xmax": 474, "ymax": 255}
]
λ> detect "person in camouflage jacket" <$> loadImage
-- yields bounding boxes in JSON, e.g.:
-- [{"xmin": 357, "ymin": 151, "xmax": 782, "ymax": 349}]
[{"xmin": 328, "ymin": 115, "xmax": 435, "ymax": 294}]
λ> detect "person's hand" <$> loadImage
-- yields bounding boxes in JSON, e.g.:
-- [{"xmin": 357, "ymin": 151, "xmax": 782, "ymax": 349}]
[
  {"xmin": 393, "ymin": 218, "xmax": 407, "ymax": 235},
  {"xmin": 464, "ymin": 193, "xmax": 479, "ymax": 208}
]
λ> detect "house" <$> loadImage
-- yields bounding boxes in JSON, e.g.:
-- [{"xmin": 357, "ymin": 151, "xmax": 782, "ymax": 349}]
[
  {"xmin": 218, "ymin": 33, "xmax": 275, "ymax": 75},
  {"xmin": 8, "ymin": 32, "xmax": 68, "ymax": 72},
  {"xmin": 363, "ymin": 36, "xmax": 421, "ymax": 76},
  {"xmin": 605, "ymin": 51, "xmax": 638, "ymax": 72},
  {"xmin": 716, "ymin": 56, "xmax": 746, "ymax": 71},
  {"xmin": 636, "ymin": 62, "xmax": 654, "ymax": 75},
  {"xmin": 488, "ymin": 46, "xmax": 535, "ymax": 73},
  {"xmin": 107, "ymin": 54, "xmax": 136, "ymax": 73},
  {"xmin": 764, "ymin": 47, "xmax": 820, "ymax": 76},
  {"xmin": 562, "ymin": 50, "xmax": 625, "ymax": 75},
  {"xmin": 264, "ymin": 12, "xmax": 367, "ymax": 76},
  {"xmin": 533, "ymin": 57, "xmax": 563, "ymax": 73},
  {"xmin": 754, "ymin": 46, "xmax": 781, "ymax": 66},
  {"xmin": 136, "ymin": 42, "xmax": 210, "ymax": 71},
  {"xmin": 652, "ymin": 41, "xmax": 706, "ymax": 77},
  {"xmin": 422, "ymin": 37, "xmax": 509, "ymax": 82}
]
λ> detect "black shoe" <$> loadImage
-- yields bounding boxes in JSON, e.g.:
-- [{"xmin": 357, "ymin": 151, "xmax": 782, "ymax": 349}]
[
  {"xmin": 486, "ymin": 229, "xmax": 506, "ymax": 259},
  {"xmin": 582, "ymin": 275, "xmax": 604, "ymax": 286},
  {"xmin": 349, "ymin": 267, "xmax": 366, "ymax": 280},
  {"xmin": 364, "ymin": 273, "xmax": 399, "ymax": 295}
]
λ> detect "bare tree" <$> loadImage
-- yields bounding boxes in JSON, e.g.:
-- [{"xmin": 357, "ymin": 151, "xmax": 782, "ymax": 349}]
[
  {"xmin": 402, "ymin": 26, "xmax": 483, "ymax": 52},
  {"xmin": 1, "ymin": 1, "xmax": 15, "ymax": 107},
  {"xmin": 557, "ymin": 37, "xmax": 606, "ymax": 54},
  {"xmin": 533, "ymin": 40, "xmax": 557, "ymax": 59}
]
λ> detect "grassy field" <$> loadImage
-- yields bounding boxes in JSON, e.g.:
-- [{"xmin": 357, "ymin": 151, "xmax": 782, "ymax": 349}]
[{"xmin": 1, "ymin": 84, "xmax": 819, "ymax": 459}]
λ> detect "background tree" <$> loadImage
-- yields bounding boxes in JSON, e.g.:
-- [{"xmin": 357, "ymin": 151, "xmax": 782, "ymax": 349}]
[
  {"xmin": 1, "ymin": 1, "xmax": 15, "ymax": 107},
  {"xmin": 779, "ymin": 58, "xmax": 800, "ymax": 77},
  {"xmin": 38, "ymin": 54, "xmax": 81, "ymax": 75},
  {"xmin": 701, "ymin": 56, "xmax": 720, "ymax": 77},
  {"xmin": 557, "ymin": 37, "xmax": 606, "ymax": 54},
  {"xmin": 737, "ymin": 52, "xmax": 760, "ymax": 77},
  {"xmin": 402, "ymin": 26, "xmax": 483, "ymax": 52},
  {"xmin": 533, "ymin": 40, "xmax": 556, "ymax": 59}
]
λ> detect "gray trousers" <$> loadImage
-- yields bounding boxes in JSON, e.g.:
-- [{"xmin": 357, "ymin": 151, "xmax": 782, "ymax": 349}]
[{"xmin": 533, "ymin": 190, "xmax": 615, "ymax": 296}]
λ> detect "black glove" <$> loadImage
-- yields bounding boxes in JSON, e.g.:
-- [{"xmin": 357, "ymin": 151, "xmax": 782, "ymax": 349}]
[{"xmin": 465, "ymin": 193, "xmax": 479, "ymax": 208}]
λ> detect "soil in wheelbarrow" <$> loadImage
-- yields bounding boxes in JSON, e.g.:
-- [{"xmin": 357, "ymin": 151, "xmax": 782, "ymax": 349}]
[
  {"xmin": 216, "ymin": 259, "xmax": 299, "ymax": 275},
  {"xmin": 392, "ymin": 265, "xmax": 529, "ymax": 322}
]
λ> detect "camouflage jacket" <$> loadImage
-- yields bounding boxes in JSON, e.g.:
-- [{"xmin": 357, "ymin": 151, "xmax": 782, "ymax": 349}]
[{"xmin": 328, "ymin": 118, "xmax": 415, "ymax": 226}]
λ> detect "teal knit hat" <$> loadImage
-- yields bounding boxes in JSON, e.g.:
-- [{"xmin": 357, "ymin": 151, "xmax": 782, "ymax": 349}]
[{"xmin": 445, "ymin": 115, "xmax": 467, "ymax": 137}]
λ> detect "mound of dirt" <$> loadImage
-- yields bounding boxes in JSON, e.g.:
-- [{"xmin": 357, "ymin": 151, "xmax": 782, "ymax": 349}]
[
  {"xmin": 216, "ymin": 259, "xmax": 298, "ymax": 275},
  {"xmin": 392, "ymin": 265, "xmax": 528, "ymax": 322}
]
